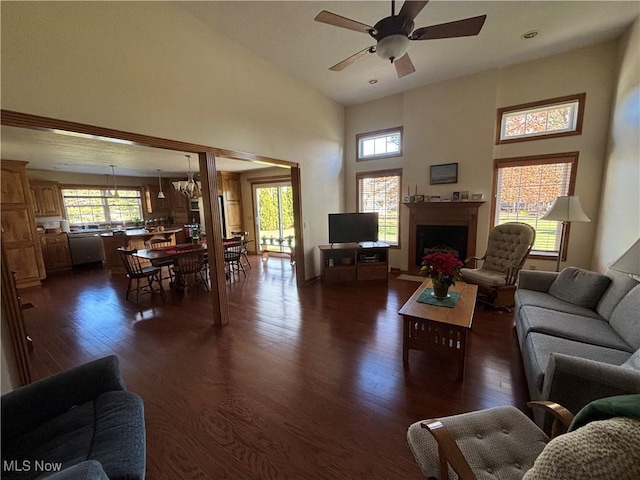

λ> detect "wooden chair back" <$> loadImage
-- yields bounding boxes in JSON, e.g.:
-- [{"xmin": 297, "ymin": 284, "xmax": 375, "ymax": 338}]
[{"xmin": 118, "ymin": 248, "xmax": 146, "ymax": 277}]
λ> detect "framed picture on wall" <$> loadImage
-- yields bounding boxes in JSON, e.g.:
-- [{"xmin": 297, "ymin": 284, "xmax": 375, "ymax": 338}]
[{"xmin": 430, "ymin": 163, "xmax": 458, "ymax": 185}]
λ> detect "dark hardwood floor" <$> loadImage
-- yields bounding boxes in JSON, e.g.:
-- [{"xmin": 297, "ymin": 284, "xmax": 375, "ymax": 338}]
[{"xmin": 19, "ymin": 256, "xmax": 529, "ymax": 479}]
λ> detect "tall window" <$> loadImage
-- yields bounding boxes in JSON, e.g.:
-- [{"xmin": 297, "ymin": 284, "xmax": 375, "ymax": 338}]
[
  {"xmin": 496, "ymin": 93, "xmax": 585, "ymax": 144},
  {"xmin": 62, "ymin": 188, "xmax": 143, "ymax": 225},
  {"xmin": 492, "ymin": 153, "xmax": 578, "ymax": 257},
  {"xmin": 356, "ymin": 127, "xmax": 403, "ymax": 161},
  {"xmin": 357, "ymin": 169, "xmax": 402, "ymax": 246}
]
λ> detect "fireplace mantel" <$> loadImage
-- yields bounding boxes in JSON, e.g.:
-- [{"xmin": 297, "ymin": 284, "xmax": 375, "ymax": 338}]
[{"xmin": 405, "ymin": 201, "xmax": 485, "ymax": 275}]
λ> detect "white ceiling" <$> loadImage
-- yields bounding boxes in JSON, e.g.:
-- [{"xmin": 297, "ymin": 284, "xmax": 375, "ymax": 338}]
[
  {"xmin": 176, "ymin": 0, "xmax": 640, "ymax": 106},
  {"xmin": 3, "ymin": 1, "xmax": 638, "ymax": 177}
]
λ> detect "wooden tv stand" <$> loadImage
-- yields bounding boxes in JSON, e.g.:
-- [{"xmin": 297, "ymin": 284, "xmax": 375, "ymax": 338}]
[{"xmin": 318, "ymin": 243, "xmax": 389, "ymax": 284}]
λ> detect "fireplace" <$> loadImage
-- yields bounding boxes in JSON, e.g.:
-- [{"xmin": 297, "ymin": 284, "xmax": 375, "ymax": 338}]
[
  {"xmin": 415, "ymin": 225, "xmax": 468, "ymax": 267},
  {"xmin": 405, "ymin": 201, "xmax": 484, "ymax": 275}
]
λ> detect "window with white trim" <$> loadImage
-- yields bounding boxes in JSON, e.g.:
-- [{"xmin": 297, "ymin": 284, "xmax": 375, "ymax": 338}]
[
  {"xmin": 61, "ymin": 188, "xmax": 143, "ymax": 225},
  {"xmin": 492, "ymin": 153, "xmax": 578, "ymax": 256},
  {"xmin": 497, "ymin": 93, "xmax": 585, "ymax": 144},
  {"xmin": 356, "ymin": 169, "xmax": 401, "ymax": 246},
  {"xmin": 356, "ymin": 127, "xmax": 403, "ymax": 161}
]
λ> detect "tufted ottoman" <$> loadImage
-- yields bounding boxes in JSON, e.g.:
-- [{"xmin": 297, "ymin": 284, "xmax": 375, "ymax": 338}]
[{"xmin": 407, "ymin": 406, "xmax": 548, "ymax": 479}]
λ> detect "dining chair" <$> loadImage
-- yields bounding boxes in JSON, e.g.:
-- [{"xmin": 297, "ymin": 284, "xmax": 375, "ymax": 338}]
[
  {"xmin": 231, "ymin": 231, "xmax": 251, "ymax": 269},
  {"xmin": 117, "ymin": 247, "xmax": 164, "ymax": 303},
  {"xmin": 144, "ymin": 237, "xmax": 175, "ymax": 283},
  {"xmin": 172, "ymin": 246, "xmax": 209, "ymax": 298},
  {"xmin": 224, "ymin": 239, "xmax": 246, "ymax": 280}
]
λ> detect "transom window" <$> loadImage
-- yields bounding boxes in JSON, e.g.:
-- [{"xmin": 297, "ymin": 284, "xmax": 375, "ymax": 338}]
[
  {"xmin": 356, "ymin": 169, "xmax": 402, "ymax": 246},
  {"xmin": 492, "ymin": 153, "xmax": 578, "ymax": 257},
  {"xmin": 356, "ymin": 127, "xmax": 403, "ymax": 161},
  {"xmin": 496, "ymin": 93, "xmax": 585, "ymax": 144},
  {"xmin": 61, "ymin": 188, "xmax": 143, "ymax": 225}
]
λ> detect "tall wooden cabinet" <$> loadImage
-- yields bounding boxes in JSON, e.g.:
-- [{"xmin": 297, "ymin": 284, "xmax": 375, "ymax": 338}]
[
  {"xmin": 221, "ymin": 172, "xmax": 243, "ymax": 237},
  {"xmin": 30, "ymin": 180, "xmax": 63, "ymax": 217},
  {"xmin": 1, "ymin": 160, "xmax": 46, "ymax": 288}
]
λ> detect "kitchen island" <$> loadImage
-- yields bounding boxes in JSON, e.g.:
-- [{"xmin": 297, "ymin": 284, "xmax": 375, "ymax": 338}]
[{"xmin": 101, "ymin": 227, "xmax": 184, "ymax": 274}]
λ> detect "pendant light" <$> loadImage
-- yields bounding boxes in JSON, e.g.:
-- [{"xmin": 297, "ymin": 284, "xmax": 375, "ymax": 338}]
[
  {"xmin": 157, "ymin": 169, "xmax": 165, "ymax": 199},
  {"xmin": 109, "ymin": 165, "xmax": 119, "ymax": 198}
]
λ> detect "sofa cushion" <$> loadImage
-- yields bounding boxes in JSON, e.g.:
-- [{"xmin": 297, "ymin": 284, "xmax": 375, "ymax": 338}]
[
  {"xmin": 518, "ymin": 306, "xmax": 634, "ymax": 352},
  {"xmin": 622, "ymin": 350, "xmax": 640, "ymax": 371},
  {"xmin": 2, "ymin": 392, "xmax": 145, "ymax": 480},
  {"xmin": 515, "ymin": 290, "xmax": 603, "ymax": 319},
  {"xmin": 597, "ymin": 269, "xmax": 639, "ymax": 321},
  {"xmin": 522, "ymin": 333, "xmax": 631, "ymax": 392},
  {"xmin": 548, "ymin": 268, "xmax": 611, "ymax": 310},
  {"xmin": 609, "ymin": 284, "xmax": 640, "ymax": 350}
]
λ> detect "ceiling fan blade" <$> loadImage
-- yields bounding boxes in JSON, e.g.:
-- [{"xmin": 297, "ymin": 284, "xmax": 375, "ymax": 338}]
[
  {"xmin": 314, "ymin": 11, "xmax": 373, "ymax": 34},
  {"xmin": 399, "ymin": 1, "xmax": 430, "ymax": 22},
  {"xmin": 411, "ymin": 15, "xmax": 487, "ymax": 40},
  {"xmin": 329, "ymin": 46, "xmax": 375, "ymax": 72},
  {"xmin": 394, "ymin": 53, "xmax": 416, "ymax": 78}
]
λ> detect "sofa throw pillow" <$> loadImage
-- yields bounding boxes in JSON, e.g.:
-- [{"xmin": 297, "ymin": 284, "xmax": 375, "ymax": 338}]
[
  {"xmin": 609, "ymin": 284, "xmax": 640, "ymax": 350},
  {"xmin": 548, "ymin": 267, "xmax": 611, "ymax": 310}
]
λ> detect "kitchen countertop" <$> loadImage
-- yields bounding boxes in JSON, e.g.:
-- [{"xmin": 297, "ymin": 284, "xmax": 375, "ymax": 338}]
[{"xmin": 99, "ymin": 227, "xmax": 183, "ymax": 238}]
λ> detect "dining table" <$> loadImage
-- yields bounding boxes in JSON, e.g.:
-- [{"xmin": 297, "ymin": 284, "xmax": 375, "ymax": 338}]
[{"xmin": 133, "ymin": 239, "xmax": 250, "ymax": 287}]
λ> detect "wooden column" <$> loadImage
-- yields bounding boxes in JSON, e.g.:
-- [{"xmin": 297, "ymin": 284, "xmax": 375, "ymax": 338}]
[
  {"xmin": 199, "ymin": 152, "xmax": 229, "ymax": 327},
  {"xmin": 291, "ymin": 166, "xmax": 306, "ymax": 287},
  {"xmin": 406, "ymin": 202, "xmax": 485, "ymax": 275}
]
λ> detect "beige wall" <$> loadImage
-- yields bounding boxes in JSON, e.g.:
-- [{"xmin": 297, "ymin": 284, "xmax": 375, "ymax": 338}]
[
  {"xmin": 593, "ymin": 17, "xmax": 640, "ymax": 272},
  {"xmin": 1, "ymin": 1, "xmax": 344, "ymax": 280},
  {"xmin": 345, "ymin": 41, "xmax": 621, "ymax": 272}
]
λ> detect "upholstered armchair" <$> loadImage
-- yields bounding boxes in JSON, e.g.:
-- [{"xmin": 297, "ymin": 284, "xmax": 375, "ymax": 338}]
[
  {"xmin": 460, "ymin": 222, "xmax": 535, "ymax": 308},
  {"xmin": 407, "ymin": 395, "xmax": 640, "ymax": 480}
]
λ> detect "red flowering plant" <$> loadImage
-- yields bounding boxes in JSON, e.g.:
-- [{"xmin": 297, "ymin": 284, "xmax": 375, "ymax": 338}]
[{"xmin": 419, "ymin": 251, "xmax": 463, "ymax": 286}]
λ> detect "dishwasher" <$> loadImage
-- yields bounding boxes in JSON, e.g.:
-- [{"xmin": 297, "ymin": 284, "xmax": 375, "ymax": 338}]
[{"xmin": 68, "ymin": 232, "xmax": 104, "ymax": 266}]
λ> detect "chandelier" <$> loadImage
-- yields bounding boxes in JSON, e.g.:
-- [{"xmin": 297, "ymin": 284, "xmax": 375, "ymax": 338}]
[{"xmin": 172, "ymin": 155, "xmax": 201, "ymax": 199}]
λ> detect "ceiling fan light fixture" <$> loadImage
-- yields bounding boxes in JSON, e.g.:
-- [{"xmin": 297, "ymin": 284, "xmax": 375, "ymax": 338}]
[{"xmin": 376, "ymin": 34, "xmax": 409, "ymax": 63}]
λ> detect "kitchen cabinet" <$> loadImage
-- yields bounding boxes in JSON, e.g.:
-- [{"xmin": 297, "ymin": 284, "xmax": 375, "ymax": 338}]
[
  {"xmin": 144, "ymin": 181, "xmax": 170, "ymax": 216},
  {"xmin": 40, "ymin": 233, "xmax": 72, "ymax": 274},
  {"xmin": 167, "ymin": 178, "xmax": 189, "ymax": 224},
  {"xmin": 1, "ymin": 160, "xmax": 46, "ymax": 288},
  {"xmin": 221, "ymin": 172, "xmax": 243, "ymax": 237},
  {"xmin": 30, "ymin": 180, "xmax": 63, "ymax": 217}
]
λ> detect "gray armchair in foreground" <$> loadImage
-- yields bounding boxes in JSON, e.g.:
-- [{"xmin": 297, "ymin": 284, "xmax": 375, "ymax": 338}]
[{"xmin": 1, "ymin": 355, "xmax": 145, "ymax": 480}]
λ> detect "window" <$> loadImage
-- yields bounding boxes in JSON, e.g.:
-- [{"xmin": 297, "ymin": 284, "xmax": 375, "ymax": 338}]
[
  {"xmin": 357, "ymin": 169, "xmax": 402, "ymax": 246},
  {"xmin": 356, "ymin": 126, "xmax": 403, "ymax": 161},
  {"xmin": 496, "ymin": 93, "xmax": 585, "ymax": 144},
  {"xmin": 492, "ymin": 152, "xmax": 578, "ymax": 257},
  {"xmin": 62, "ymin": 187, "xmax": 143, "ymax": 225}
]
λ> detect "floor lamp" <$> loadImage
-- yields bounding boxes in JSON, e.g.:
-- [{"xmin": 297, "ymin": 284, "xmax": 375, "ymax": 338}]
[{"xmin": 541, "ymin": 196, "xmax": 591, "ymax": 272}]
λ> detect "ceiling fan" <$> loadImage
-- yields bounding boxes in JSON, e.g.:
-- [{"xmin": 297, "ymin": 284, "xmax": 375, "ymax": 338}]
[{"xmin": 314, "ymin": 0, "xmax": 486, "ymax": 78}]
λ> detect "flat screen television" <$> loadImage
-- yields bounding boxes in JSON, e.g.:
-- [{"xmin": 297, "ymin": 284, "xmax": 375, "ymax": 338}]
[{"xmin": 328, "ymin": 213, "xmax": 379, "ymax": 244}]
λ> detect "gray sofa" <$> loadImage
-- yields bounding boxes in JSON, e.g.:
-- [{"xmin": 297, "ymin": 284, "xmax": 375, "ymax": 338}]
[
  {"xmin": 514, "ymin": 267, "xmax": 640, "ymax": 427},
  {"xmin": 1, "ymin": 355, "xmax": 145, "ymax": 480}
]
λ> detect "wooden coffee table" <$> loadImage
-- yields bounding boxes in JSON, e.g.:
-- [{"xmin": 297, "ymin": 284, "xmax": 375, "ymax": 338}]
[{"xmin": 399, "ymin": 280, "xmax": 478, "ymax": 381}]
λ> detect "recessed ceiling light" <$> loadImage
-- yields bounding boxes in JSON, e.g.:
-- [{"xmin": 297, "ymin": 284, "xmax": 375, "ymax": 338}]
[
  {"xmin": 369, "ymin": 79, "xmax": 378, "ymax": 85},
  {"xmin": 522, "ymin": 30, "xmax": 539, "ymax": 40}
]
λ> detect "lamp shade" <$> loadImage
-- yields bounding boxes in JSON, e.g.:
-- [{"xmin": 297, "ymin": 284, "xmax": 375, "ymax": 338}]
[
  {"xmin": 376, "ymin": 34, "xmax": 409, "ymax": 62},
  {"xmin": 609, "ymin": 238, "xmax": 640, "ymax": 275},
  {"xmin": 541, "ymin": 196, "xmax": 591, "ymax": 222}
]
